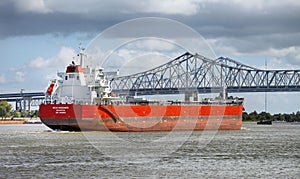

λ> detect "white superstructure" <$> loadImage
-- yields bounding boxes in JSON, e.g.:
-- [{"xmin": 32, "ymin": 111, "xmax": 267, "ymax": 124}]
[{"xmin": 45, "ymin": 49, "xmax": 114, "ymax": 105}]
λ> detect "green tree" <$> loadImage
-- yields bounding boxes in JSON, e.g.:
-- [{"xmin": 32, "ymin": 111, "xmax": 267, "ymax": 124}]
[
  {"xmin": 273, "ymin": 113, "xmax": 284, "ymax": 121},
  {"xmin": 242, "ymin": 112, "xmax": 249, "ymax": 121},
  {"xmin": 258, "ymin": 112, "xmax": 272, "ymax": 121},
  {"xmin": 0, "ymin": 106, "xmax": 6, "ymax": 119},
  {"xmin": 12, "ymin": 110, "xmax": 21, "ymax": 118},
  {"xmin": 243, "ymin": 110, "xmax": 300, "ymax": 122},
  {"xmin": 0, "ymin": 101, "xmax": 12, "ymax": 119},
  {"xmin": 21, "ymin": 110, "xmax": 29, "ymax": 118},
  {"xmin": 296, "ymin": 111, "xmax": 300, "ymax": 122},
  {"xmin": 248, "ymin": 111, "xmax": 258, "ymax": 121},
  {"xmin": 29, "ymin": 110, "xmax": 39, "ymax": 118}
]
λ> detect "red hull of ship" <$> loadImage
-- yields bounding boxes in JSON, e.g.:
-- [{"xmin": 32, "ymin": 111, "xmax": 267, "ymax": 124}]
[{"xmin": 39, "ymin": 104, "xmax": 243, "ymax": 132}]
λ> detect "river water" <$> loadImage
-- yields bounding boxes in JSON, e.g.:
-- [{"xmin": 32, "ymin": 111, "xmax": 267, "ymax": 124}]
[{"xmin": 0, "ymin": 122, "xmax": 299, "ymax": 178}]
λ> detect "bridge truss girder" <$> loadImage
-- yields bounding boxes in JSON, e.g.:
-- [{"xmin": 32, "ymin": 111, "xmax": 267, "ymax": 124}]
[{"xmin": 111, "ymin": 52, "xmax": 300, "ymax": 95}]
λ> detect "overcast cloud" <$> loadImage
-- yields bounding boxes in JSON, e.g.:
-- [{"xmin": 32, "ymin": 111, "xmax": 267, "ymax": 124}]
[{"xmin": 1, "ymin": 1, "xmax": 299, "ymax": 63}]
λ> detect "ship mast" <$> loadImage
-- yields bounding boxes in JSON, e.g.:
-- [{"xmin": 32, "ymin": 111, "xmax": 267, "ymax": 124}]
[
  {"xmin": 265, "ymin": 58, "xmax": 268, "ymax": 112},
  {"xmin": 78, "ymin": 46, "xmax": 86, "ymax": 67}
]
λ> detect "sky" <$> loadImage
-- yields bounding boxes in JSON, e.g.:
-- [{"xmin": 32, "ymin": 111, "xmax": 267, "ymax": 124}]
[{"xmin": 0, "ymin": 0, "xmax": 300, "ymax": 114}]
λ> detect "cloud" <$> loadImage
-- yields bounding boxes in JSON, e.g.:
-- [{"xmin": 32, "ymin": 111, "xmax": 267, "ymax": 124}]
[
  {"xmin": 44, "ymin": 0, "xmax": 300, "ymax": 17},
  {"xmin": 57, "ymin": 46, "xmax": 77, "ymax": 63},
  {"xmin": 207, "ymin": 35, "xmax": 300, "ymax": 69},
  {"xmin": 264, "ymin": 58, "xmax": 296, "ymax": 70},
  {"xmin": 0, "ymin": 46, "xmax": 76, "ymax": 91},
  {"xmin": 29, "ymin": 57, "xmax": 51, "ymax": 68},
  {"xmin": 0, "ymin": 1, "xmax": 299, "ymax": 39},
  {"xmin": 133, "ymin": 39, "xmax": 176, "ymax": 51},
  {"xmin": 111, "ymin": 49, "xmax": 176, "ymax": 76},
  {"xmin": 1, "ymin": 0, "xmax": 300, "ymax": 92},
  {"xmin": 45, "ymin": 0, "xmax": 200, "ymax": 16},
  {"xmin": 88, "ymin": 43, "xmax": 182, "ymax": 75},
  {"xmin": 15, "ymin": 71, "xmax": 25, "ymax": 82},
  {"xmin": 29, "ymin": 46, "xmax": 76, "ymax": 69},
  {"xmin": 8, "ymin": 67, "xmax": 27, "ymax": 83},
  {"xmin": 118, "ymin": 53, "xmax": 173, "ymax": 76},
  {"xmin": 13, "ymin": 0, "xmax": 52, "ymax": 14},
  {"xmin": 285, "ymin": 46, "xmax": 300, "ymax": 65},
  {"xmin": 230, "ymin": 0, "xmax": 300, "ymax": 10},
  {"xmin": 141, "ymin": 0, "xmax": 200, "ymax": 15},
  {"xmin": 0, "ymin": 0, "xmax": 297, "ymax": 71}
]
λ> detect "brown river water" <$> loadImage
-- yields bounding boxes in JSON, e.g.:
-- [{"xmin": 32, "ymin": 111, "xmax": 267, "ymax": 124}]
[{"xmin": 0, "ymin": 122, "xmax": 299, "ymax": 178}]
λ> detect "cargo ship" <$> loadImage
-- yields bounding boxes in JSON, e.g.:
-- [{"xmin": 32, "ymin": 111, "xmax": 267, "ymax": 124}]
[{"xmin": 39, "ymin": 50, "xmax": 244, "ymax": 132}]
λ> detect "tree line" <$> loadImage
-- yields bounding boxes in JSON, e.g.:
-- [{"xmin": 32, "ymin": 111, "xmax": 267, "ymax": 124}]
[
  {"xmin": 0, "ymin": 101, "xmax": 39, "ymax": 120},
  {"xmin": 242, "ymin": 111, "xmax": 300, "ymax": 122}
]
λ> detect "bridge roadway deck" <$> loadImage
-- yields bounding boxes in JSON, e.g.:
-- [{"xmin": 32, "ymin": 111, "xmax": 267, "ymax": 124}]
[
  {"xmin": 1, "ymin": 86, "xmax": 300, "ymax": 101},
  {"xmin": 0, "ymin": 92, "xmax": 45, "ymax": 102},
  {"xmin": 112, "ymin": 86, "xmax": 300, "ymax": 96}
]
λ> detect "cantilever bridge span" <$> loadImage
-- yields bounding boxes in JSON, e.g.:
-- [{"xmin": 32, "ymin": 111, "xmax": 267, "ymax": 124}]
[{"xmin": 111, "ymin": 52, "xmax": 300, "ymax": 96}]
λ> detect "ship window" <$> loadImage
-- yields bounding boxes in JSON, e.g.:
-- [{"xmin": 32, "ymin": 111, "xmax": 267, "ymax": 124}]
[
  {"xmin": 69, "ymin": 74, "xmax": 75, "ymax": 78},
  {"xmin": 66, "ymin": 66, "xmax": 76, "ymax": 72},
  {"xmin": 65, "ymin": 76, "xmax": 68, "ymax": 80}
]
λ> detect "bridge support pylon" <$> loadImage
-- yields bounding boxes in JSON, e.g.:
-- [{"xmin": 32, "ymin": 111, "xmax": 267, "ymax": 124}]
[
  {"xmin": 15, "ymin": 97, "xmax": 32, "ymax": 112},
  {"xmin": 184, "ymin": 91, "xmax": 198, "ymax": 102},
  {"xmin": 23, "ymin": 97, "xmax": 32, "ymax": 112}
]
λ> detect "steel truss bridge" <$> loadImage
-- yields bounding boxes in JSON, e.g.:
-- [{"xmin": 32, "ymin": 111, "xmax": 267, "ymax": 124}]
[
  {"xmin": 111, "ymin": 52, "xmax": 300, "ymax": 96},
  {"xmin": 1, "ymin": 52, "xmax": 300, "ymax": 111}
]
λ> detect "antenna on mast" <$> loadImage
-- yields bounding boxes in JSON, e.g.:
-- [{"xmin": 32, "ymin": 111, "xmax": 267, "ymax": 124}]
[
  {"xmin": 78, "ymin": 43, "xmax": 86, "ymax": 66},
  {"xmin": 265, "ymin": 58, "xmax": 268, "ymax": 112}
]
